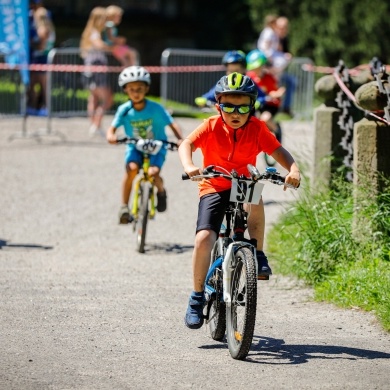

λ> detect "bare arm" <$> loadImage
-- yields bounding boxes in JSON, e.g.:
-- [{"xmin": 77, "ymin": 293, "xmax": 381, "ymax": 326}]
[
  {"xmin": 90, "ymin": 33, "xmax": 112, "ymax": 52},
  {"xmin": 178, "ymin": 139, "xmax": 202, "ymax": 178},
  {"xmin": 106, "ymin": 125, "xmax": 117, "ymax": 144},
  {"xmin": 271, "ymin": 146, "xmax": 300, "ymax": 189},
  {"xmin": 168, "ymin": 122, "xmax": 184, "ymax": 145}
]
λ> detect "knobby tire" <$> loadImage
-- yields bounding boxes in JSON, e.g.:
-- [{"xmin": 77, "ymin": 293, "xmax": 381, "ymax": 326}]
[
  {"xmin": 226, "ymin": 246, "xmax": 257, "ymax": 360},
  {"xmin": 136, "ymin": 181, "xmax": 150, "ymax": 253}
]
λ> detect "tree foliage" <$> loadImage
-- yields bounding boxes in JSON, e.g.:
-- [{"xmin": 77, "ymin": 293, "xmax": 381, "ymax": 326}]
[
  {"xmin": 194, "ymin": 1, "xmax": 256, "ymax": 51},
  {"xmin": 245, "ymin": 0, "xmax": 390, "ymax": 68}
]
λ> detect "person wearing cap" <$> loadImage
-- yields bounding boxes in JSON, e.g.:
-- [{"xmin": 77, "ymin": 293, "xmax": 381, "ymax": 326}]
[
  {"xmin": 179, "ymin": 72, "xmax": 300, "ymax": 329},
  {"xmin": 194, "ymin": 50, "xmax": 266, "ymax": 110},
  {"xmin": 106, "ymin": 66, "xmax": 183, "ymax": 224},
  {"xmin": 246, "ymin": 49, "xmax": 285, "ymax": 139}
]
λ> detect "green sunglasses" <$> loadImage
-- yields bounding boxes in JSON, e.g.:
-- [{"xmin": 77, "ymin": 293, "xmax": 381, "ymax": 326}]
[{"xmin": 219, "ymin": 103, "xmax": 252, "ymax": 114}]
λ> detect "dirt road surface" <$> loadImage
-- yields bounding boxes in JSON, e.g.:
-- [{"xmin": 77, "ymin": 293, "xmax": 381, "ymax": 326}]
[{"xmin": 1, "ymin": 116, "xmax": 389, "ymax": 390}]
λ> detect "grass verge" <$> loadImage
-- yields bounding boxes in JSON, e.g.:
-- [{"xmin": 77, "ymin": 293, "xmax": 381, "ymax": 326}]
[{"xmin": 267, "ymin": 173, "xmax": 390, "ymax": 331}]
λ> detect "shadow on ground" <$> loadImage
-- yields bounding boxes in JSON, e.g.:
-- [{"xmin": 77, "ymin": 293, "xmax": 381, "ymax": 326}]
[
  {"xmin": 0, "ymin": 238, "xmax": 53, "ymax": 251},
  {"xmin": 144, "ymin": 242, "xmax": 194, "ymax": 254},
  {"xmin": 199, "ymin": 335, "xmax": 390, "ymax": 364}
]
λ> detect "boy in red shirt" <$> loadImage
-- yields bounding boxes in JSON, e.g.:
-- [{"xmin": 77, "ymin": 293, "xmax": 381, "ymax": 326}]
[
  {"xmin": 179, "ymin": 72, "xmax": 300, "ymax": 329},
  {"xmin": 246, "ymin": 49, "xmax": 285, "ymax": 138}
]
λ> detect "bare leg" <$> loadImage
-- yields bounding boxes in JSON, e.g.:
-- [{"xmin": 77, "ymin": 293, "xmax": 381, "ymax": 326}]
[
  {"xmin": 89, "ymin": 87, "xmax": 113, "ymax": 129},
  {"xmin": 122, "ymin": 162, "xmax": 138, "ymax": 205},
  {"xmin": 148, "ymin": 166, "xmax": 164, "ymax": 192},
  {"xmin": 87, "ymin": 92, "xmax": 98, "ymax": 124},
  {"xmin": 192, "ymin": 229, "xmax": 217, "ymax": 292},
  {"xmin": 246, "ymin": 198, "xmax": 265, "ymax": 251}
]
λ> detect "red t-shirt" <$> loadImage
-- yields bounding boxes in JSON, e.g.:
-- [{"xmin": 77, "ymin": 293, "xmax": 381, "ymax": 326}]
[
  {"xmin": 247, "ymin": 70, "xmax": 281, "ymax": 107},
  {"xmin": 188, "ymin": 115, "xmax": 281, "ymax": 197}
]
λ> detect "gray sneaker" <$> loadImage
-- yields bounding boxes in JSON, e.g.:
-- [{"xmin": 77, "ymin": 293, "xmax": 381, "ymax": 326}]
[{"xmin": 118, "ymin": 205, "xmax": 133, "ymax": 224}]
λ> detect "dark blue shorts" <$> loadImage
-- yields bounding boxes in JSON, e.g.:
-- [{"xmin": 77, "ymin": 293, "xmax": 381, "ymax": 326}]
[{"xmin": 196, "ymin": 190, "xmax": 231, "ymax": 235}]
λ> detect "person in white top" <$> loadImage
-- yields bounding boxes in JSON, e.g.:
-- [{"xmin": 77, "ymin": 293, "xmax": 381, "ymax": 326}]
[{"xmin": 257, "ymin": 14, "xmax": 291, "ymax": 78}]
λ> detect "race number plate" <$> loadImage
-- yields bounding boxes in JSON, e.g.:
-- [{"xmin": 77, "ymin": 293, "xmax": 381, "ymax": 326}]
[
  {"xmin": 135, "ymin": 139, "xmax": 163, "ymax": 155},
  {"xmin": 230, "ymin": 179, "xmax": 264, "ymax": 204}
]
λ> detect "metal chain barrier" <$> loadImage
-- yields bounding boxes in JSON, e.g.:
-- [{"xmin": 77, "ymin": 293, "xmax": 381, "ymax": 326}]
[
  {"xmin": 334, "ymin": 60, "xmax": 354, "ymax": 181},
  {"xmin": 371, "ymin": 57, "xmax": 390, "ymax": 124}
]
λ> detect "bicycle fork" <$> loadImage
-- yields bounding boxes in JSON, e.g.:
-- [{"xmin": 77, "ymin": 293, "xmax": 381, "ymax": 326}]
[
  {"xmin": 222, "ymin": 241, "xmax": 257, "ymax": 306},
  {"xmin": 205, "ymin": 239, "xmax": 257, "ymax": 308},
  {"xmin": 131, "ymin": 178, "xmax": 156, "ymax": 220}
]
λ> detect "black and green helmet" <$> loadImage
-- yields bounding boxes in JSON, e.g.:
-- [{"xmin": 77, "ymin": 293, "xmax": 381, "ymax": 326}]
[{"xmin": 214, "ymin": 72, "xmax": 258, "ymax": 103}]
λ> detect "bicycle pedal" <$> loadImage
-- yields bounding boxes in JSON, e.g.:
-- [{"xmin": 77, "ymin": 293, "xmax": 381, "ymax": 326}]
[{"xmin": 257, "ymin": 275, "xmax": 270, "ymax": 281}]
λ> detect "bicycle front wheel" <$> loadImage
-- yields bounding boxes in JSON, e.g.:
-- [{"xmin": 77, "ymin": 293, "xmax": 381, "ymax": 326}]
[
  {"xmin": 136, "ymin": 181, "xmax": 151, "ymax": 253},
  {"xmin": 207, "ymin": 241, "xmax": 226, "ymax": 341},
  {"xmin": 226, "ymin": 246, "xmax": 257, "ymax": 360}
]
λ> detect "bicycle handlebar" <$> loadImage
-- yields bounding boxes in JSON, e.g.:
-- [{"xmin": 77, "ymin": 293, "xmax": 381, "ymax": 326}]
[
  {"xmin": 182, "ymin": 164, "xmax": 298, "ymax": 189},
  {"xmin": 116, "ymin": 137, "xmax": 178, "ymax": 151}
]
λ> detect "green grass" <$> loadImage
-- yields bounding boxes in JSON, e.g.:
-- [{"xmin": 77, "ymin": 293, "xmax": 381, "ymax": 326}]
[{"xmin": 267, "ymin": 173, "xmax": 390, "ymax": 331}]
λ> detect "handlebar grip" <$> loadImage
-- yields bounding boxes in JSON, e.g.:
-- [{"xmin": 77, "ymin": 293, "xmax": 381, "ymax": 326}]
[{"xmin": 182, "ymin": 173, "xmax": 190, "ymax": 180}]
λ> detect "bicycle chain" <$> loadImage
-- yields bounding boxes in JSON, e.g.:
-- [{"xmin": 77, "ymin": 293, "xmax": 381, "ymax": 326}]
[{"xmin": 334, "ymin": 60, "xmax": 354, "ymax": 181}]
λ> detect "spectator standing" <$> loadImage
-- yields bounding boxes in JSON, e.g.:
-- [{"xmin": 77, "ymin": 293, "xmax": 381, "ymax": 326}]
[
  {"xmin": 103, "ymin": 5, "xmax": 138, "ymax": 67},
  {"xmin": 27, "ymin": 1, "xmax": 55, "ymax": 116},
  {"xmin": 275, "ymin": 16, "xmax": 296, "ymax": 116},
  {"xmin": 80, "ymin": 7, "xmax": 114, "ymax": 136},
  {"xmin": 257, "ymin": 14, "xmax": 291, "ymax": 78}
]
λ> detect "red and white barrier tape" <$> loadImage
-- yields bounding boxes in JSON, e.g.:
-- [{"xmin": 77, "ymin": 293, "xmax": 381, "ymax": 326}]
[{"xmin": 0, "ymin": 63, "xmax": 226, "ymax": 73}]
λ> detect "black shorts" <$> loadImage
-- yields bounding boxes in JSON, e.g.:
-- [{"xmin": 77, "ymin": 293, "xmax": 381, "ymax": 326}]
[
  {"xmin": 260, "ymin": 104, "xmax": 279, "ymax": 116},
  {"xmin": 82, "ymin": 59, "xmax": 109, "ymax": 90},
  {"xmin": 196, "ymin": 190, "xmax": 231, "ymax": 235}
]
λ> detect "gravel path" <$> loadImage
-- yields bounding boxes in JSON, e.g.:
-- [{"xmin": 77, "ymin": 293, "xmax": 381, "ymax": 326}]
[{"xmin": 1, "ymin": 116, "xmax": 389, "ymax": 390}]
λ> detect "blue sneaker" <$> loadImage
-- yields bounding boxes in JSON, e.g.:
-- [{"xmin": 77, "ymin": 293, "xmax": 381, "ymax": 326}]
[
  {"xmin": 184, "ymin": 291, "xmax": 205, "ymax": 329},
  {"xmin": 257, "ymin": 250, "xmax": 272, "ymax": 280}
]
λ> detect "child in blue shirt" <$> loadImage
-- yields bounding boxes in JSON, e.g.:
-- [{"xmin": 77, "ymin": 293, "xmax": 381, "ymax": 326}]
[
  {"xmin": 106, "ymin": 66, "xmax": 183, "ymax": 223},
  {"xmin": 194, "ymin": 50, "xmax": 266, "ymax": 110}
]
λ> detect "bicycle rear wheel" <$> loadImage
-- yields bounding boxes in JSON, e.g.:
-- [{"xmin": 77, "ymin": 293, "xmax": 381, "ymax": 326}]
[
  {"xmin": 207, "ymin": 240, "xmax": 226, "ymax": 341},
  {"xmin": 136, "ymin": 181, "xmax": 151, "ymax": 253},
  {"xmin": 226, "ymin": 246, "xmax": 257, "ymax": 360}
]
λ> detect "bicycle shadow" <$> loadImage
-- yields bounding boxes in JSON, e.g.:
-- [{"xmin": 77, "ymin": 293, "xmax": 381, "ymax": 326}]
[
  {"xmin": 145, "ymin": 242, "xmax": 194, "ymax": 254},
  {"xmin": 247, "ymin": 336, "xmax": 390, "ymax": 364},
  {"xmin": 0, "ymin": 238, "xmax": 53, "ymax": 251},
  {"xmin": 199, "ymin": 335, "xmax": 390, "ymax": 364}
]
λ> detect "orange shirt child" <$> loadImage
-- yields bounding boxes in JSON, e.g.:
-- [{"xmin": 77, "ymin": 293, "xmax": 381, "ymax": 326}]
[{"xmin": 187, "ymin": 115, "xmax": 281, "ymax": 197}]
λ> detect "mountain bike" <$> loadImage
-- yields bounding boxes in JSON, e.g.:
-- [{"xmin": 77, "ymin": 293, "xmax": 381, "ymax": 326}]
[
  {"xmin": 183, "ymin": 164, "xmax": 296, "ymax": 360},
  {"xmin": 117, "ymin": 137, "xmax": 178, "ymax": 253}
]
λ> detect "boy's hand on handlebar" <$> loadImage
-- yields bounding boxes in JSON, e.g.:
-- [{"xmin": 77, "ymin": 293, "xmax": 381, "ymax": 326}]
[
  {"xmin": 284, "ymin": 170, "xmax": 300, "ymax": 191},
  {"xmin": 184, "ymin": 165, "xmax": 202, "ymax": 181},
  {"xmin": 106, "ymin": 132, "xmax": 117, "ymax": 144}
]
